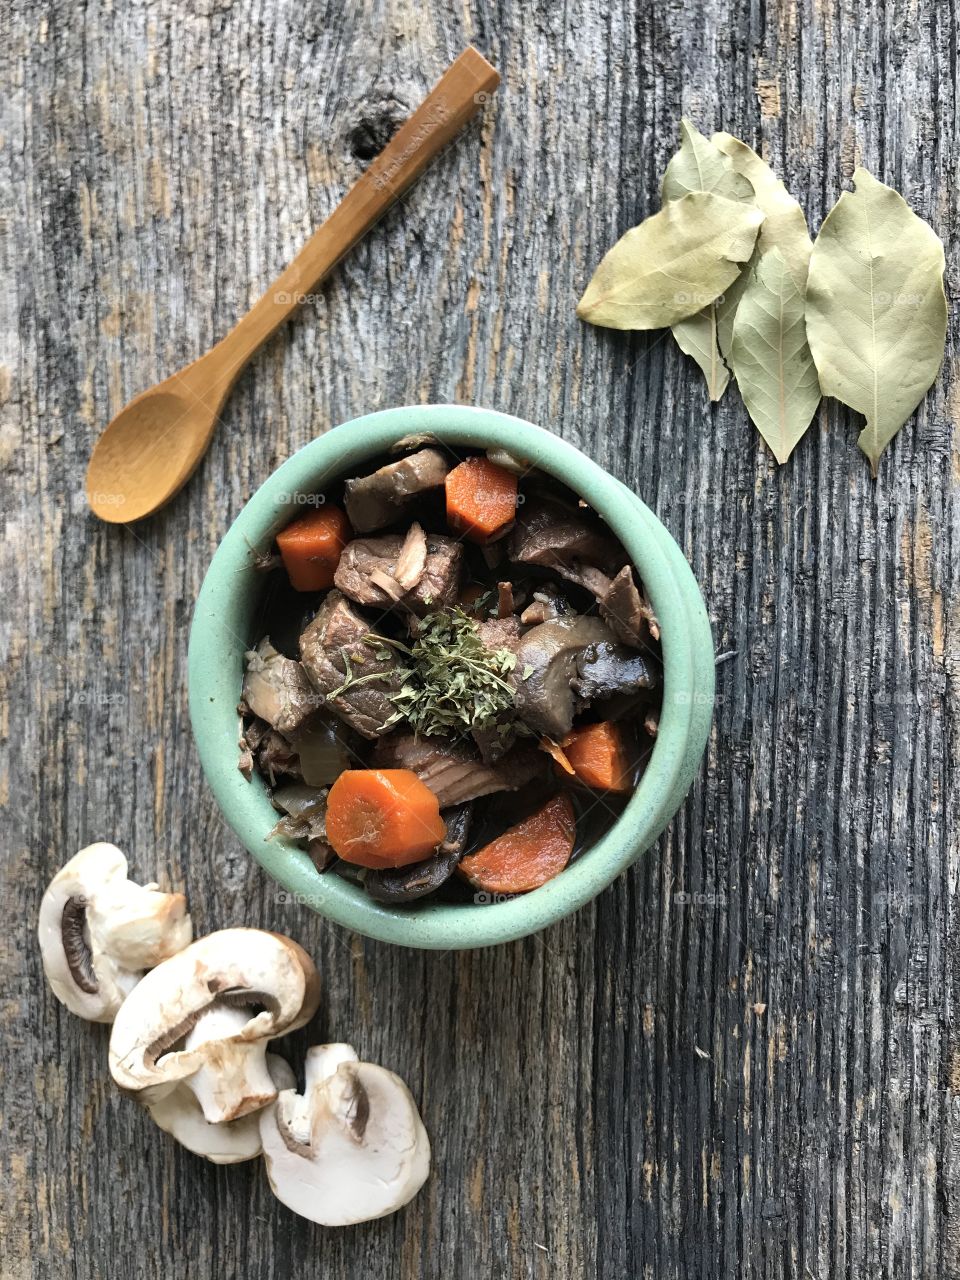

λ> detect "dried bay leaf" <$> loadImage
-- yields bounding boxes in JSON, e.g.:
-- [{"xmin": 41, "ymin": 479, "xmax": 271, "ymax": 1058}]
[
  {"xmin": 711, "ymin": 135, "xmax": 813, "ymax": 365},
  {"xmin": 663, "ymin": 121, "xmax": 755, "ymax": 400},
  {"xmin": 577, "ymin": 192, "xmax": 764, "ymax": 331},
  {"xmin": 805, "ymin": 168, "xmax": 947, "ymax": 474},
  {"xmin": 671, "ymin": 307, "xmax": 731, "ymax": 400},
  {"xmin": 663, "ymin": 120, "xmax": 755, "ymax": 204},
  {"xmin": 712, "ymin": 133, "xmax": 813, "ymax": 289},
  {"xmin": 730, "ymin": 249, "xmax": 821, "ymax": 464}
]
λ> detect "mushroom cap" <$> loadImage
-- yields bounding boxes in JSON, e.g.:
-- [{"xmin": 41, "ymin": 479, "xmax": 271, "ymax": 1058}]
[
  {"xmin": 37, "ymin": 842, "xmax": 192, "ymax": 1022},
  {"xmin": 259, "ymin": 1043, "xmax": 430, "ymax": 1226},
  {"xmin": 147, "ymin": 1054, "xmax": 296, "ymax": 1164},
  {"xmin": 108, "ymin": 928, "xmax": 320, "ymax": 1121}
]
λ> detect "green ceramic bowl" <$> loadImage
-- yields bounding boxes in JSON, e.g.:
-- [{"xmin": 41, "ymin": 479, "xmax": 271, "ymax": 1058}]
[{"xmin": 188, "ymin": 405, "xmax": 714, "ymax": 948}]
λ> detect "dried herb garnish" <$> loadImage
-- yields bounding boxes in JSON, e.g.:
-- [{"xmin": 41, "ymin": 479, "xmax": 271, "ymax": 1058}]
[{"xmin": 373, "ymin": 607, "xmax": 520, "ymax": 738}]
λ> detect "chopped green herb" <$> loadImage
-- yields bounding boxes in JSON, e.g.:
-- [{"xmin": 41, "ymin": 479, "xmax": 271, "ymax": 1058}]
[{"xmin": 384, "ymin": 606, "xmax": 521, "ymax": 738}]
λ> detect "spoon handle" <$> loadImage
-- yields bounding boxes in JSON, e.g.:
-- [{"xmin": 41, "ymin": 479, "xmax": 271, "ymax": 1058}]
[{"xmin": 200, "ymin": 47, "xmax": 499, "ymax": 393}]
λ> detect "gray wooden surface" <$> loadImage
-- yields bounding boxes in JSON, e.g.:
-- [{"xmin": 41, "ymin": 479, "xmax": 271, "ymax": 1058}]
[{"xmin": 2, "ymin": 1, "xmax": 958, "ymax": 1276}]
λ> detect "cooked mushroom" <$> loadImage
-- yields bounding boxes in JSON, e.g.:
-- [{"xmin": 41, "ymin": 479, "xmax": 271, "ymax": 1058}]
[
  {"xmin": 363, "ymin": 804, "xmax": 472, "ymax": 903},
  {"xmin": 259, "ymin": 1043, "xmax": 430, "ymax": 1225},
  {"xmin": 37, "ymin": 843, "xmax": 192, "ymax": 1023},
  {"xmin": 514, "ymin": 616, "xmax": 655, "ymax": 738},
  {"xmin": 343, "ymin": 448, "xmax": 449, "ymax": 532},
  {"xmin": 146, "ymin": 1054, "xmax": 296, "ymax": 1165},
  {"xmin": 109, "ymin": 928, "xmax": 320, "ymax": 1124}
]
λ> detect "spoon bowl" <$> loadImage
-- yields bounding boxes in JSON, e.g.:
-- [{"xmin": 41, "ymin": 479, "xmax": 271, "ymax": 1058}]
[
  {"xmin": 84, "ymin": 48, "xmax": 500, "ymax": 524},
  {"xmin": 86, "ymin": 384, "xmax": 217, "ymax": 522}
]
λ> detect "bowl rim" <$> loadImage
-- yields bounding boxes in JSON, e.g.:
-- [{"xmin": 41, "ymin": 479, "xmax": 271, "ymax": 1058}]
[{"xmin": 188, "ymin": 404, "xmax": 713, "ymax": 948}]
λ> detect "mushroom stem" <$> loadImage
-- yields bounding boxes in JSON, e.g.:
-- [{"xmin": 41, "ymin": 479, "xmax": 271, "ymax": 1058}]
[{"xmin": 183, "ymin": 1006, "xmax": 277, "ymax": 1124}]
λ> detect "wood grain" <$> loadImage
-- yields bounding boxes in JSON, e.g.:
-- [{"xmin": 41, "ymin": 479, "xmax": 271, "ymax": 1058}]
[{"xmin": 1, "ymin": 1, "xmax": 958, "ymax": 1277}]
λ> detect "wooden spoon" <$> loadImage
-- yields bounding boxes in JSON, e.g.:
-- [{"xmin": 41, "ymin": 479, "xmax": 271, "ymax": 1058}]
[{"xmin": 86, "ymin": 47, "xmax": 499, "ymax": 523}]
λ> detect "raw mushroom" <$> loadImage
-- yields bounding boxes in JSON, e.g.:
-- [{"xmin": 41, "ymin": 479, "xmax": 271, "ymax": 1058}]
[
  {"xmin": 37, "ymin": 842, "xmax": 193, "ymax": 1023},
  {"xmin": 259, "ymin": 1043, "xmax": 430, "ymax": 1226},
  {"xmin": 146, "ymin": 1054, "xmax": 296, "ymax": 1165},
  {"xmin": 109, "ymin": 928, "xmax": 320, "ymax": 1124}
]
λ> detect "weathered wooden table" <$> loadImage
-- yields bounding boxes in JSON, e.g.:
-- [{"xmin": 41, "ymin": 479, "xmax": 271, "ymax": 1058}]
[{"xmin": 3, "ymin": 2, "xmax": 957, "ymax": 1276}]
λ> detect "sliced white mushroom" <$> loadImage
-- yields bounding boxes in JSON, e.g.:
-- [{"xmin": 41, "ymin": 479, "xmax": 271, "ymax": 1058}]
[
  {"xmin": 146, "ymin": 1054, "xmax": 296, "ymax": 1164},
  {"xmin": 109, "ymin": 928, "xmax": 320, "ymax": 1124},
  {"xmin": 37, "ymin": 842, "xmax": 193, "ymax": 1023},
  {"xmin": 259, "ymin": 1043, "xmax": 430, "ymax": 1226}
]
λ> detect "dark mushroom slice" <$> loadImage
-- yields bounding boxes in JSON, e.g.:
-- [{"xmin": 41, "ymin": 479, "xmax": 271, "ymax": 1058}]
[
  {"xmin": 363, "ymin": 804, "xmax": 472, "ymax": 903},
  {"xmin": 573, "ymin": 638, "xmax": 658, "ymax": 702},
  {"xmin": 588, "ymin": 564, "xmax": 660, "ymax": 648},
  {"xmin": 343, "ymin": 448, "xmax": 450, "ymax": 533},
  {"xmin": 514, "ymin": 616, "xmax": 655, "ymax": 740},
  {"xmin": 509, "ymin": 498, "xmax": 625, "ymax": 576},
  {"xmin": 299, "ymin": 592, "xmax": 405, "ymax": 739}
]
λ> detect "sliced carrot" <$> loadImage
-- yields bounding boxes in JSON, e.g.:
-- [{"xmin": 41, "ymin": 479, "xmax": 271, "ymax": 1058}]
[
  {"xmin": 458, "ymin": 793, "xmax": 576, "ymax": 894},
  {"xmin": 445, "ymin": 457, "xmax": 518, "ymax": 543},
  {"xmin": 561, "ymin": 721, "xmax": 632, "ymax": 792},
  {"xmin": 325, "ymin": 769, "xmax": 446, "ymax": 869},
  {"xmin": 276, "ymin": 505, "xmax": 351, "ymax": 592}
]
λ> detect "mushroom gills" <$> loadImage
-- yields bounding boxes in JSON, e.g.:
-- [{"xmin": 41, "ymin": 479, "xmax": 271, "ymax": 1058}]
[
  {"xmin": 61, "ymin": 897, "xmax": 98, "ymax": 994},
  {"xmin": 260, "ymin": 1043, "xmax": 430, "ymax": 1226},
  {"xmin": 37, "ymin": 843, "xmax": 193, "ymax": 1023}
]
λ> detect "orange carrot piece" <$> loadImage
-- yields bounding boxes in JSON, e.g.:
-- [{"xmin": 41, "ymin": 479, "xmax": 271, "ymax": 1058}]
[
  {"xmin": 561, "ymin": 721, "xmax": 632, "ymax": 792},
  {"xmin": 276, "ymin": 505, "xmax": 351, "ymax": 591},
  {"xmin": 458, "ymin": 793, "xmax": 576, "ymax": 894},
  {"xmin": 325, "ymin": 769, "xmax": 447, "ymax": 869},
  {"xmin": 445, "ymin": 457, "xmax": 518, "ymax": 542}
]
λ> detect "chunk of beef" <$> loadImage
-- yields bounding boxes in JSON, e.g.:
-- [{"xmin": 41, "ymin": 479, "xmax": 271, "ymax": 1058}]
[
  {"xmin": 374, "ymin": 733, "xmax": 543, "ymax": 807},
  {"xmin": 343, "ymin": 448, "xmax": 449, "ymax": 532},
  {"xmin": 471, "ymin": 615, "xmax": 526, "ymax": 760},
  {"xmin": 514, "ymin": 615, "xmax": 655, "ymax": 739},
  {"xmin": 255, "ymin": 729, "xmax": 303, "ymax": 786},
  {"xmin": 334, "ymin": 533, "xmax": 463, "ymax": 613},
  {"xmin": 509, "ymin": 498, "xmax": 625, "ymax": 575},
  {"xmin": 242, "ymin": 638, "xmax": 319, "ymax": 735},
  {"xmin": 299, "ymin": 591, "xmax": 403, "ymax": 739}
]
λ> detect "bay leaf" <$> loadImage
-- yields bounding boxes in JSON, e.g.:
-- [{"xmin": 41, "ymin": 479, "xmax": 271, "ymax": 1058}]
[
  {"xmin": 730, "ymin": 249, "xmax": 821, "ymax": 464},
  {"xmin": 804, "ymin": 167, "xmax": 947, "ymax": 474},
  {"xmin": 663, "ymin": 119, "xmax": 755, "ymax": 204},
  {"xmin": 671, "ymin": 307, "xmax": 731, "ymax": 400},
  {"xmin": 711, "ymin": 134, "xmax": 813, "ymax": 362},
  {"xmin": 663, "ymin": 121, "xmax": 754, "ymax": 400},
  {"xmin": 577, "ymin": 192, "xmax": 764, "ymax": 331},
  {"xmin": 712, "ymin": 133, "xmax": 813, "ymax": 287}
]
